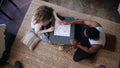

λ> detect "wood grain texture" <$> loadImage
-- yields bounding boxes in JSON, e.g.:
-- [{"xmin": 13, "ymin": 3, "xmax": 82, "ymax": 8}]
[{"xmin": 48, "ymin": 0, "xmax": 120, "ymax": 23}]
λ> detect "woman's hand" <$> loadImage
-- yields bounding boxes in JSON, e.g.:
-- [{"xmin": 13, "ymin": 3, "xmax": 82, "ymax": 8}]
[
  {"xmin": 56, "ymin": 18, "xmax": 63, "ymax": 24},
  {"xmin": 48, "ymin": 26, "xmax": 54, "ymax": 32}
]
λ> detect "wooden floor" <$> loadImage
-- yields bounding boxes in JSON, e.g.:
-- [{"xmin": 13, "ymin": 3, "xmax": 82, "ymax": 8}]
[
  {"xmin": 1, "ymin": 0, "xmax": 120, "ymax": 68},
  {"xmin": 7, "ymin": 1, "xmax": 120, "ymax": 68},
  {"xmin": 48, "ymin": 0, "xmax": 120, "ymax": 23}
]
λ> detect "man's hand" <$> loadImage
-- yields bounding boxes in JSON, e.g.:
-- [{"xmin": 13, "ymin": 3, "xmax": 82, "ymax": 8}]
[
  {"xmin": 70, "ymin": 45, "xmax": 77, "ymax": 49},
  {"xmin": 70, "ymin": 39, "xmax": 78, "ymax": 45},
  {"xmin": 70, "ymin": 39, "xmax": 79, "ymax": 49},
  {"xmin": 63, "ymin": 20, "xmax": 72, "ymax": 25}
]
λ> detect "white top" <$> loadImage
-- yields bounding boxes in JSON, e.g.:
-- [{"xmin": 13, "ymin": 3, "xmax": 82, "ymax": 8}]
[
  {"xmin": 88, "ymin": 27, "xmax": 106, "ymax": 47},
  {"xmin": 31, "ymin": 16, "xmax": 36, "ymax": 29},
  {"xmin": 31, "ymin": 16, "xmax": 42, "ymax": 33}
]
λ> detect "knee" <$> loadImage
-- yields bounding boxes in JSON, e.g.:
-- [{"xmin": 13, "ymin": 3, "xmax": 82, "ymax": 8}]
[
  {"xmin": 73, "ymin": 57, "xmax": 82, "ymax": 62},
  {"xmin": 73, "ymin": 58, "xmax": 80, "ymax": 62}
]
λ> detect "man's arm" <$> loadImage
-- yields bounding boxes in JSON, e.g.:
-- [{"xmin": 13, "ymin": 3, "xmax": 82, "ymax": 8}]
[
  {"xmin": 72, "ymin": 20, "xmax": 101, "ymax": 27},
  {"xmin": 63, "ymin": 19, "xmax": 83, "ymax": 25},
  {"xmin": 76, "ymin": 44, "xmax": 102, "ymax": 54},
  {"xmin": 63, "ymin": 19, "xmax": 101, "ymax": 27},
  {"xmin": 70, "ymin": 39, "xmax": 102, "ymax": 53}
]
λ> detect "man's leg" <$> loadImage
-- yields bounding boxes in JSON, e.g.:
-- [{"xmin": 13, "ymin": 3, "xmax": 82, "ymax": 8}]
[
  {"xmin": 98, "ymin": 65, "xmax": 106, "ymax": 68},
  {"xmin": 73, "ymin": 48, "xmax": 90, "ymax": 62},
  {"xmin": 15, "ymin": 61, "xmax": 23, "ymax": 68}
]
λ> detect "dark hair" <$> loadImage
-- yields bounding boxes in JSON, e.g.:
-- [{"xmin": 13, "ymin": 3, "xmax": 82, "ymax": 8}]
[
  {"xmin": 86, "ymin": 27, "xmax": 100, "ymax": 39},
  {"xmin": 35, "ymin": 5, "xmax": 53, "ymax": 24}
]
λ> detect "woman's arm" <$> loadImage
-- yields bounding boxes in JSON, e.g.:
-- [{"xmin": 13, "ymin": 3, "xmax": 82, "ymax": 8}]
[
  {"xmin": 53, "ymin": 11, "xmax": 63, "ymax": 24},
  {"xmin": 34, "ymin": 24, "xmax": 54, "ymax": 34}
]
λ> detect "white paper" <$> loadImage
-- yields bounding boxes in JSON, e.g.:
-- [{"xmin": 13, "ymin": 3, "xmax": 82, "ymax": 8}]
[{"xmin": 54, "ymin": 22, "xmax": 71, "ymax": 37}]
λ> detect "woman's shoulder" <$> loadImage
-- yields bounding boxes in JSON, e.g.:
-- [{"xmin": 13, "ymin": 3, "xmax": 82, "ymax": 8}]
[{"xmin": 34, "ymin": 23, "xmax": 42, "ymax": 26}]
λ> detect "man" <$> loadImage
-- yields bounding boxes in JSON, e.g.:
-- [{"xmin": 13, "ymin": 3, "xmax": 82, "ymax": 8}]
[{"xmin": 64, "ymin": 19, "xmax": 106, "ymax": 62}]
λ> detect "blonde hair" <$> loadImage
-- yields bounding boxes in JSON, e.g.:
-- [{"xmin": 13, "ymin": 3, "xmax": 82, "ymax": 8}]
[{"xmin": 34, "ymin": 5, "xmax": 53, "ymax": 24}]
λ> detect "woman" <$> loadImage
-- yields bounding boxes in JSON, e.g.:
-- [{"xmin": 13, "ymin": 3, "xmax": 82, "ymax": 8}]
[{"xmin": 31, "ymin": 5, "xmax": 65, "ymax": 42}]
